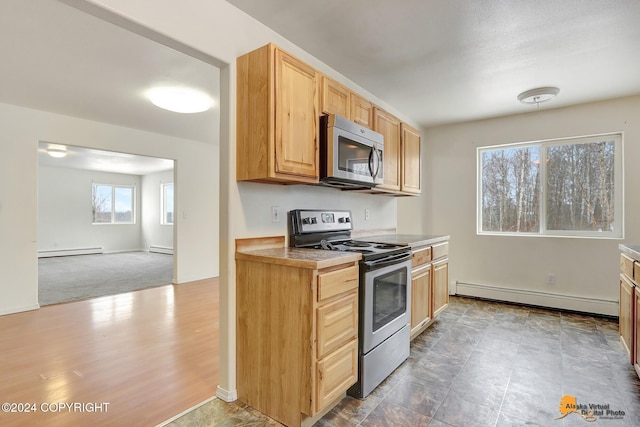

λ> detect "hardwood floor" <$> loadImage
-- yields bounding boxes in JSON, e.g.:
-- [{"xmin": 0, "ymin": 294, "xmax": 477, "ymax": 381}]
[{"xmin": 0, "ymin": 278, "xmax": 219, "ymax": 427}]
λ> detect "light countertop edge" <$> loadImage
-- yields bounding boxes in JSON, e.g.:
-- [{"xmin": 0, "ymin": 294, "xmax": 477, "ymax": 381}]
[
  {"xmin": 360, "ymin": 234, "xmax": 450, "ymax": 248},
  {"xmin": 619, "ymin": 244, "xmax": 640, "ymax": 260},
  {"xmin": 236, "ymin": 247, "xmax": 361, "ymax": 269}
]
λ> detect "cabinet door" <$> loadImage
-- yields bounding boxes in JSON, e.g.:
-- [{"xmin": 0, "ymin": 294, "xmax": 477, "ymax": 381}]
[
  {"xmin": 350, "ymin": 93, "xmax": 373, "ymax": 129},
  {"xmin": 373, "ymin": 107, "xmax": 401, "ymax": 191},
  {"xmin": 316, "ymin": 338, "xmax": 358, "ymax": 413},
  {"xmin": 635, "ymin": 286, "xmax": 640, "ymax": 374},
  {"xmin": 317, "ymin": 292, "xmax": 358, "ymax": 358},
  {"xmin": 620, "ymin": 274, "xmax": 634, "ymax": 362},
  {"xmin": 401, "ymin": 123, "xmax": 421, "ymax": 194},
  {"xmin": 321, "ymin": 75, "xmax": 350, "ymax": 117},
  {"xmin": 411, "ymin": 264, "xmax": 431, "ymax": 337},
  {"xmin": 432, "ymin": 258, "xmax": 449, "ymax": 317},
  {"xmin": 274, "ymin": 48, "xmax": 318, "ymax": 179}
]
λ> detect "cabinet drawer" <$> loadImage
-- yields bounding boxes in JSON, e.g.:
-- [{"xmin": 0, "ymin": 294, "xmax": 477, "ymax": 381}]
[
  {"xmin": 621, "ymin": 254, "xmax": 635, "ymax": 279},
  {"xmin": 412, "ymin": 246, "xmax": 432, "ymax": 269},
  {"xmin": 432, "ymin": 242, "xmax": 449, "ymax": 260},
  {"xmin": 316, "ymin": 338, "xmax": 357, "ymax": 413},
  {"xmin": 318, "ymin": 265, "xmax": 359, "ymax": 302},
  {"xmin": 317, "ymin": 292, "xmax": 358, "ymax": 358},
  {"xmin": 635, "ymin": 261, "xmax": 640, "ymax": 283}
]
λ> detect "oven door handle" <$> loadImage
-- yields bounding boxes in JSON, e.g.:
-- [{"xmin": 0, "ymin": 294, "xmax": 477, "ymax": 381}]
[{"xmin": 364, "ymin": 251, "xmax": 413, "ymax": 270}]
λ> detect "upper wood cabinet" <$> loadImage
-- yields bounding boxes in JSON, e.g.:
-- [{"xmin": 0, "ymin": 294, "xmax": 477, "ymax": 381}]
[
  {"xmin": 237, "ymin": 43, "xmax": 319, "ymax": 184},
  {"xmin": 350, "ymin": 93, "xmax": 373, "ymax": 129},
  {"xmin": 320, "ymin": 76, "xmax": 350, "ymax": 118},
  {"xmin": 401, "ymin": 123, "xmax": 421, "ymax": 194},
  {"xmin": 320, "ymin": 75, "xmax": 373, "ymax": 129},
  {"xmin": 373, "ymin": 107, "xmax": 401, "ymax": 191}
]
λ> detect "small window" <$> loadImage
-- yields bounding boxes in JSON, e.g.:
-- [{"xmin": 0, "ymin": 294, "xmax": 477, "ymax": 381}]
[
  {"xmin": 478, "ymin": 133, "xmax": 623, "ymax": 238},
  {"xmin": 161, "ymin": 183, "xmax": 174, "ymax": 225},
  {"xmin": 92, "ymin": 183, "xmax": 135, "ymax": 224}
]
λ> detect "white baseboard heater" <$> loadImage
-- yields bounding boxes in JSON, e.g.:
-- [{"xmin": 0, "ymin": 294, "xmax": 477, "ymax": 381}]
[
  {"xmin": 38, "ymin": 247, "xmax": 103, "ymax": 258},
  {"xmin": 455, "ymin": 281, "xmax": 619, "ymax": 317},
  {"xmin": 149, "ymin": 245, "xmax": 173, "ymax": 255}
]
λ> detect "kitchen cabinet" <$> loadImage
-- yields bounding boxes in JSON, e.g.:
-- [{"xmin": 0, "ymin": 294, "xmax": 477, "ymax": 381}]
[
  {"xmin": 373, "ymin": 107, "xmax": 402, "ymax": 191},
  {"xmin": 401, "ymin": 123, "xmax": 421, "ymax": 194},
  {"xmin": 350, "ymin": 93, "xmax": 373, "ymax": 129},
  {"xmin": 236, "ymin": 43, "xmax": 319, "ymax": 184},
  {"xmin": 618, "ymin": 246, "xmax": 640, "ymax": 378},
  {"xmin": 635, "ymin": 286, "xmax": 640, "ymax": 377},
  {"xmin": 320, "ymin": 75, "xmax": 373, "ymax": 129},
  {"xmin": 408, "ymin": 239, "xmax": 449, "ymax": 339},
  {"xmin": 236, "ymin": 238, "xmax": 360, "ymax": 427}
]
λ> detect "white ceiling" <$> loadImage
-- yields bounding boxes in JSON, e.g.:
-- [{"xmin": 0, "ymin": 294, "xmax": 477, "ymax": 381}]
[
  {"xmin": 0, "ymin": 0, "xmax": 219, "ymax": 145},
  {"xmin": 228, "ymin": 0, "xmax": 640, "ymax": 127}
]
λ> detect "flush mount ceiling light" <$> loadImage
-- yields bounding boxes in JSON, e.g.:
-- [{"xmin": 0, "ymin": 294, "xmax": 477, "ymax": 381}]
[
  {"xmin": 517, "ymin": 87, "xmax": 560, "ymax": 105},
  {"xmin": 146, "ymin": 86, "xmax": 213, "ymax": 113},
  {"xmin": 47, "ymin": 146, "xmax": 67, "ymax": 158}
]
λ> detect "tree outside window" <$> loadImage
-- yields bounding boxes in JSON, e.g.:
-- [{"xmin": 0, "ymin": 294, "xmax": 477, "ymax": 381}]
[
  {"xmin": 92, "ymin": 184, "xmax": 135, "ymax": 224},
  {"xmin": 478, "ymin": 133, "xmax": 622, "ymax": 238}
]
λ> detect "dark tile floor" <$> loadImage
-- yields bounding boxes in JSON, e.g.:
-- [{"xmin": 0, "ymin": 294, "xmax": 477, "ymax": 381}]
[{"xmin": 165, "ymin": 296, "xmax": 640, "ymax": 427}]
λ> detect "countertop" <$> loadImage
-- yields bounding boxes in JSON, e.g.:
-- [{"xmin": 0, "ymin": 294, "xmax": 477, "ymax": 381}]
[
  {"xmin": 620, "ymin": 244, "xmax": 640, "ymax": 260},
  {"xmin": 236, "ymin": 246, "xmax": 361, "ymax": 269},
  {"xmin": 360, "ymin": 234, "xmax": 450, "ymax": 249}
]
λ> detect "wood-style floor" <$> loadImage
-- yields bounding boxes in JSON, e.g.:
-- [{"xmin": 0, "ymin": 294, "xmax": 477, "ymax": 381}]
[{"xmin": 0, "ymin": 278, "xmax": 219, "ymax": 427}]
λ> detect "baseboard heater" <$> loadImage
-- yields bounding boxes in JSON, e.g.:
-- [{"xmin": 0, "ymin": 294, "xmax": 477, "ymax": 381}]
[
  {"xmin": 149, "ymin": 245, "xmax": 173, "ymax": 255},
  {"xmin": 38, "ymin": 247, "xmax": 103, "ymax": 258},
  {"xmin": 455, "ymin": 281, "xmax": 619, "ymax": 317}
]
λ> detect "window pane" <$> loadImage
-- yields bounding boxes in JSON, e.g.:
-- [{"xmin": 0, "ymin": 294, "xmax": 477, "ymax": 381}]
[
  {"xmin": 93, "ymin": 184, "xmax": 113, "ymax": 223},
  {"xmin": 546, "ymin": 140, "xmax": 616, "ymax": 232},
  {"xmin": 481, "ymin": 146, "xmax": 540, "ymax": 232},
  {"xmin": 163, "ymin": 183, "xmax": 174, "ymax": 224},
  {"xmin": 114, "ymin": 187, "xmax": 133, "ymax": 223}
]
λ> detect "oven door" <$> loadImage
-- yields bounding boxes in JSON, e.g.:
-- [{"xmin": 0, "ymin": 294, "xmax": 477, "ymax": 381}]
[{"xmin": 362, "ymin": 255, "xmax": 412, "ymax": 354}]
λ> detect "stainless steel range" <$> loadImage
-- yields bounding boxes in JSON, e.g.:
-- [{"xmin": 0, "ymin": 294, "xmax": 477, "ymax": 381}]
[{"xmin": 289, "ymin": 209, "xmax": 411, "ymax": 398}]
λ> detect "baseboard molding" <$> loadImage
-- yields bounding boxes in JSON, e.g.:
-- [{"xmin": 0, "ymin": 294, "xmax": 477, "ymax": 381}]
[
  {"xmin": 455, "ymin": 282, "xmax": 619, "ymax": 317},
  {"xmin": 0, "ymin": 303, "xmax": 40, "ymax": 316},
  {"xmin": 38, "ymin": 246, "xmax": 103, "ymax": 258},
  {"xmin": 149, "ymin": 245, "xmax": 174, "ymax": 255},
  {"xmin": 215, "ymin": 385, "xmax": 238, "ymax": 402},
  {"xmin": 155, "ymin": 395, "xmax": 217, "ymax": 427}
]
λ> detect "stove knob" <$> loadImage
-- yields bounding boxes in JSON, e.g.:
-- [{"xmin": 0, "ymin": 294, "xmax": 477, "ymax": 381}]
[
  {"xmin": 345, "ymin": 217, "xmax": 351, "ymax": 223},
  {"xmin": 302, "ymin": 218, "xmax": 310, "ymax": 224},
  {"xmin": 310, "ymin": 217, "xmax": 318, "ymax": 224},
  {"xmin": 338, "ymin": 217, "xmax": 345, "ymax": 223}
]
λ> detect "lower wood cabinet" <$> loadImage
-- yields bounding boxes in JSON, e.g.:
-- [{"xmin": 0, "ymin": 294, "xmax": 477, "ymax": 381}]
[
  {"xmin": 635, "ymin": 286, "xmax": 640, "ymax": 377},
  {"xmin": 620, "ymin": 273, "xmax": 634, "ymax": 361},
  {"xmin": 410, "ymin": 240, "xmax": 449, "ymax": 340},
  {"xmin": 236, "ymin": 256, "xmax": 359, "ymax": 427}
]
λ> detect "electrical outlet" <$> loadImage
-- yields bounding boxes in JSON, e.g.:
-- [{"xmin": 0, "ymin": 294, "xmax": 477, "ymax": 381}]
[
  {"xmin": 271, "ymin": 206, "xmax": 281, "ymax": 223},
  {"xmin": 365, "ymin": 208, "xmax": 370, "ymax": 221},
  {"xmin": 546, "ymin": 273, "xmax": 556, "ymax": 284}
]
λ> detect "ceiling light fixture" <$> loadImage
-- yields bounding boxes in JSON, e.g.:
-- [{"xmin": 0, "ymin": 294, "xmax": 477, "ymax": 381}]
[
  {"xmin": 517, "ymin": 87, "xmax": 560, "ymax": 105},
  {"xmin": 47, "ymin": 147, "xmax": 67, "ymax": 158},
  {"xmin": 146, "ymin": 87, "xmax": 213, "ymax": 114}
]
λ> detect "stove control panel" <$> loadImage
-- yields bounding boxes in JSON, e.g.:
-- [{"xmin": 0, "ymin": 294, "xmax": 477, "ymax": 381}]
[{"xmin": 290, "ymin": 209, "xmax": 353, "ymax": 233}]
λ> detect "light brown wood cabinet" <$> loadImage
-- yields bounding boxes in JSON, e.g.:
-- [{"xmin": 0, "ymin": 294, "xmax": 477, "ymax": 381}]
[
  {"xmin": 373, "ymin": 107, "xmax": 401, "ymax": 191},
  {"xmin": 236, "ymin": 254, "xmax": 359, "ymax": 427},
  {"xmin": 401, "ymin": 123, "xmax": 422, "ymax": 194},
  {"xmin": 237, "ymin": 43, "xmax": 319, "ymax": 184},
  {"xmin": 320, "ymin": 75, "xmax": 373, "ymax": 129},
  {"xmin": 635, "ymin": 286, "xmax": 640, "ymax": 377},
  {"xmin": 619, "ymin": 249, "xmax": 640, "ymax": 379},
  {"xmin": 409, "ymin": 241, "xmax": 449, "ymax": 339}
]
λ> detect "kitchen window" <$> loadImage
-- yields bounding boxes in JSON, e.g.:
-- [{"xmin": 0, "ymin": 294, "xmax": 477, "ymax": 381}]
[
  {"xmin": 477, "ymin": 133, "xmax": 623, "ymax": 238},
  {"xmin": 161, "ymin": 183, "xmax": 174, "ymax": 225},
  {"xmin": 92, "ymin": 183, "xmax": 135, "ymax": 224}
]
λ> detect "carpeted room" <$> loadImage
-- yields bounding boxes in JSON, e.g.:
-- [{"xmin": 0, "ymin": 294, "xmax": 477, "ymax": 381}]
[{"xmin": 37, "ymin": 145, "xmax": 175, "ymax": 306}]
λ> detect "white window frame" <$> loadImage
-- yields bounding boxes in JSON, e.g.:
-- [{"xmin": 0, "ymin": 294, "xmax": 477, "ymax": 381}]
[
  {"xmin": 161, "ymin": 182, "xmax": 174, "ymax": 225},
  {"xmin": 477, "ymin": 132, "xmax": 623, "ymax": 239},
  {"xmin": 92, "ymin": 183, "xmax": 136, "ymax": 225}
]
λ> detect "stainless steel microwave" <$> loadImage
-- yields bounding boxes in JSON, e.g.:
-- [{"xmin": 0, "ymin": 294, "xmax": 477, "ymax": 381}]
[{"xmin": 320, "ymin": 114, "xmax": 384, "ymax": 189}]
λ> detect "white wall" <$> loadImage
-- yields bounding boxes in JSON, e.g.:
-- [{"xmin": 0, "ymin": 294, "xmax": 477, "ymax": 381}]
[
  {"xmin": 38, "ymin": 166, "xmax": 143, "ymax": 253},
  {"xmin": 141, "ymin": 169, "xmax": 174, "ymax": 251},
  {"xmin": 420, "ymin": 95, "xmax": 640, "ymax": 315},
  {"xmin": 0, "ymin": 101, "xmax": 218, "ymax": 315}
]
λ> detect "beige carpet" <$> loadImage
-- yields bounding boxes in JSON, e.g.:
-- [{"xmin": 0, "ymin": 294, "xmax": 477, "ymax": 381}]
[{"xmin": 38, "ymin": 251, "xmax": 173, "ymax": 306}]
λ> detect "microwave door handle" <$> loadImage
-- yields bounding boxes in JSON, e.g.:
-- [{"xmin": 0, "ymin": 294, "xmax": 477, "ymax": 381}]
[{"xmin": 368, "ymin": 146, "xmax": 380, "ymax": 180}]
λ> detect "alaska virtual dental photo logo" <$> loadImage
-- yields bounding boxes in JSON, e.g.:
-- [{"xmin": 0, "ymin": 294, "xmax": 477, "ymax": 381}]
[{"xmin": 556, "ymin": 395, "xmax": 626, "ymax": 422}]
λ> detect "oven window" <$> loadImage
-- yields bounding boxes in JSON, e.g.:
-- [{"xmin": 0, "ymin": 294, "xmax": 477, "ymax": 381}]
[
  {"xmin": 372, "ymin": 267, "xmax": 407, "ymax": 332},
  {"xmin": 338, "ymin": 135, "xmax": 373, "ymax": 177}
]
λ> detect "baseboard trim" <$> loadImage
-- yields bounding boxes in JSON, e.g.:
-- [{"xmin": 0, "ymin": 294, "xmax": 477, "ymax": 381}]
[
  {"xmin": 155, "ymin": 395, "xmax": 217, "ymax": 427},
  {"xmin": 215, "ymin": 385, "xmax": 238, "ymax": 402},
  {"xmin": 38, "ymin": 247, "xmax": 103, "ymax": 258},
  {"xmin": 0, "ymin": 303, "xmax": 40, "ymax": 316},
  {"xmin": 455, "ymin": 282, "xmax": 618, "ymax": 317},
  {"xmin": 149, "ymin": 245, "xmax": 174, "ymax": 255}
]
